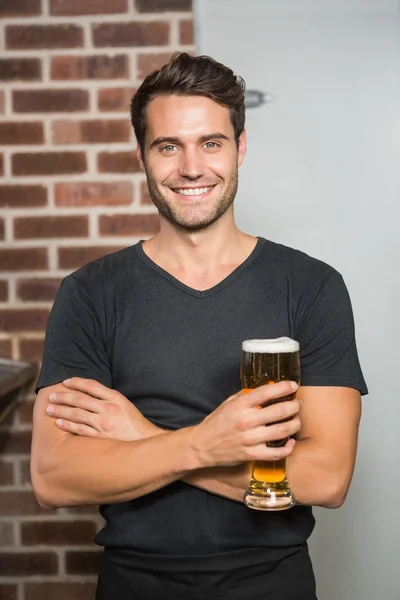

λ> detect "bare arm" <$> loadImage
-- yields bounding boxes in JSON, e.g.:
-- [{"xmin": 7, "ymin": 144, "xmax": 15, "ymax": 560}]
[
  {"xmin": 32, "ymin": 383, "xmax": 199, "ymax": 508},
  {"xmin": 32, "ymin": 379, "xmax": 300, "ymax": 508},
  {"xmin": 46, "ymin": 379, "xmax": 360, "ymax": 507},
  {"xmin": 286, "ymin": 386, "xmax": 361, "ymax": 507},
  {"xmin": 186, "ymin": 386, "xmax": 361, "ymax": 507},
  {"xmin": 184, "ymin": 386, "xmax": 361, "ymax": 507}
]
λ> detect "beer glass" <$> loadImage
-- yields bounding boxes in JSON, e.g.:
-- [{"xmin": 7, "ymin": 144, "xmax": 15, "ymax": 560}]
[{"xmin": 240, "ymin": 337, "xmax": 300, "ymax": 511}]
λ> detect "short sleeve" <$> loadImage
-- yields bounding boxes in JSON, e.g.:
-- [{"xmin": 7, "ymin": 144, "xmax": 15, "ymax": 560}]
[
  {"xmin": 296, "ymin": 271, "xmax": 368, "ymax": 395},
  {"xmin": 36, "ymin": 275, "xmax": 113, "ymax": 392}
]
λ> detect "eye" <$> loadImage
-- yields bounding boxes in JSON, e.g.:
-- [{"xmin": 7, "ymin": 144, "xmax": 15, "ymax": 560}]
[
  {"xmin": 160, "ymin": 144, "xmax": 177, "ymax": 153},
  {"xmin": 204, "ymin": 141, "xmax": 220, "ymax": 149}
]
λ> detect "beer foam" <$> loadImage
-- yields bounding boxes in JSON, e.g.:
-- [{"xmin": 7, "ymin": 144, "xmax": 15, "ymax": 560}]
[{"xmin": 242, "ymin": 337, "xmax": 299, "ymax": 353}]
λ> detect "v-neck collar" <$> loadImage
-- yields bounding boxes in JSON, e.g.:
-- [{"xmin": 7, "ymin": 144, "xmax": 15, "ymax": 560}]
[{"xmin": 135, "ymin": 237, "xmax": 265, "ymax": 298}]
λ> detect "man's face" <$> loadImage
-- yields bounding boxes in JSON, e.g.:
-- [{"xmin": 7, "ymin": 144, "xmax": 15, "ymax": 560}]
[{"xmin": 137, "ymin": 94, "xmax": 246, "ymax": 232}]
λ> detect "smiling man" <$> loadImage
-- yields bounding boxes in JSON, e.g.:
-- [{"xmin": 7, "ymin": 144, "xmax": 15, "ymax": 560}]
[{"xmin": 31, "ymin": 53, "xmax": 367, "ymax": 600}]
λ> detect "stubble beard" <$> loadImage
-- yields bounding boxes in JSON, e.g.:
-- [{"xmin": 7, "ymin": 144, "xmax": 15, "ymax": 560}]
[{"xmin": 145, "ymin": 168, "xmax": 239, "ymax": 233}]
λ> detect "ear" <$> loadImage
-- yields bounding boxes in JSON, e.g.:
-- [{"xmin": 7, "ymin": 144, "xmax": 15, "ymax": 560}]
[
  {"xmin": 237, "ymin": 130, "xmax": 247, "ymax": 167},
  {"xmin": 136, "ymin": 145, "xmax": 145, "ymax": 171}
]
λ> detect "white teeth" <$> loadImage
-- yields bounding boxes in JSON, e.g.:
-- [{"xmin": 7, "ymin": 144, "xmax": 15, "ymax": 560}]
[{"xmin": 174, "ymin": 186, "xmax": 214, "ymax": 196}]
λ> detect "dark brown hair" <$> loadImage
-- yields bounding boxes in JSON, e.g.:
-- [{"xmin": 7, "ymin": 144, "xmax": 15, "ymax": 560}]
[{"xmin": 130, "ymin": 52, "xmax": 246, "ymax": 152}]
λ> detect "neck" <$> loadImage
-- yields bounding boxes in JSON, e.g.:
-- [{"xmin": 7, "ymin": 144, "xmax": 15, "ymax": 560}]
[{"xmin": 143, "ymin": 212, "xmax": 256, "ymax": 273}]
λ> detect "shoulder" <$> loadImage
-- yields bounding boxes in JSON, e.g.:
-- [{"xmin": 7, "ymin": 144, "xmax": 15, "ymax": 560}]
[
  {"xmin": 66, "ymin": 244, "xmax": 141, "ymax": 293},
  {"xmin": 258, "ymin": 238, "xmax": 341, "ymax": 284},
  {"xmin": 52, "ymin": 244, "xmax": 143, "ymax": 315}
]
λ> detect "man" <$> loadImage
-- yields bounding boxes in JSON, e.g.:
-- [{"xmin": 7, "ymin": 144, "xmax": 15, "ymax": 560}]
[{"xmin": 31, "ymin": 52, "xmax": 367, "ymax": 600}]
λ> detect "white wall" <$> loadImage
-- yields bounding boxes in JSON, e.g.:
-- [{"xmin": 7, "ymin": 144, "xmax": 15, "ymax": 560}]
[{"xmin": 195, "ymin": 1, "xmax": 400, "ymax": 598}]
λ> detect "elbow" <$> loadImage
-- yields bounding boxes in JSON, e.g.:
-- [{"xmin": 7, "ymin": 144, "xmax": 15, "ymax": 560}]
[
  {"xmin": 319, "ymin": 478, "xmax": 350, "ymax": 509},
  {"xmin": 34, "ymin": 490, "xmax": 57, "ymax": 511},
  {"xmin": 31, "ymin": 476, "xmax": 59, "ymax": 510},
  {"xmin": 30, "ymin": 457, "xmax": 63, "ymax": 510}
]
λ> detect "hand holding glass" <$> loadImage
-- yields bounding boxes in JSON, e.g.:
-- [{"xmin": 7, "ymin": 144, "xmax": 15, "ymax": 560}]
[{"xmin": 240, "ymin": 337, "xmax": 300, "ymax": 511}]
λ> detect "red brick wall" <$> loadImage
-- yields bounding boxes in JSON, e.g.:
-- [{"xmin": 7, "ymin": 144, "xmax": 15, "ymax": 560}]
[{"xmin": 0, "ymin": 0, "xmax": 193, "ymax": 597}]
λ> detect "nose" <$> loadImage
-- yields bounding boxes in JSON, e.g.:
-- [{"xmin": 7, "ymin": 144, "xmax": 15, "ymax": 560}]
[{"xmin": 179, "ymin": 147, "xmax": 204, "ymax": 179}]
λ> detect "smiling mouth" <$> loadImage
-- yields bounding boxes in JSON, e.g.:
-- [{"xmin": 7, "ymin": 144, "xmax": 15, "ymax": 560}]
[{"xmin": 172, "ymin": 185, "xmax": 216, "ymax": 197}]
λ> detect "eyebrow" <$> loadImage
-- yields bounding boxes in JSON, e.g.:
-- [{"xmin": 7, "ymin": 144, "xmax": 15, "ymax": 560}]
[{"xmin": 149, "ymin": 132, "xmax": 230, "ymax": 150}]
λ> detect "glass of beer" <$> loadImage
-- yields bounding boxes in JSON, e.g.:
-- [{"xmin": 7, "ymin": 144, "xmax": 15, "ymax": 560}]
[{"xmin": 240, "ymin": 337, "xmax": 300, "ymax": 511}]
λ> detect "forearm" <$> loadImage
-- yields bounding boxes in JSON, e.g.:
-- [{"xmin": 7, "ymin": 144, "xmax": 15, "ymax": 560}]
[
  {"xmin": 32, "ymin": 428, "xmax": 199, "ymax": 508},
  {"xmin": 182, "ymin": 463, "xmax": 251, "ymax": 503},
  {"xmin": 286, "ymin": 438, "xmax": 355, "ymax": 508}
]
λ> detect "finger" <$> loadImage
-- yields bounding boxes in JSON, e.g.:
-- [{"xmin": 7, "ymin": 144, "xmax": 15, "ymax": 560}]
[
  {"xmin": 251, "ymin": 438, "xmax": 296, "ymax": 462},
  {"xmin": 47, "ymin": 404, "xmax": 95, "ymax": 428},
  {"xmin": 49, "ymin": 391, "xmax": 100, "ymax": 413},
  {"xmin": 55, "ymin": 419, "xmax": 99, "ymax": 438},
  {"xmin": 62, "ymin": 377, "xmax": 114, "ymax": 401},
  {"xmin": 254, "ymin": 399, "xmax": 301, "ymax": 426},
  {"xmin": 224, "ymin": 392, "xmax": 241, "ymax": 404},
  {"xmin": 242, "ymin": 381, "xmax": 298, "ymax": 407},
  {"xmin": 247, "ymin": 417, "xmax": 301, "ymax": 446}
]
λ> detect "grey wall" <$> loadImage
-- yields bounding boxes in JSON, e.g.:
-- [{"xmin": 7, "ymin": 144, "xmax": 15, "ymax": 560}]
[{"xmin": 195, "ymin": 1, "xmax": 400, "ymax": 598}]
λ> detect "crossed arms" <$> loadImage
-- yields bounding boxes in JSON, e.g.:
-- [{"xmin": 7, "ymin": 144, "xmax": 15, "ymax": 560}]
[{"xmin": 31, "ymin": 377, "xmax": 361, "ymax": 510}]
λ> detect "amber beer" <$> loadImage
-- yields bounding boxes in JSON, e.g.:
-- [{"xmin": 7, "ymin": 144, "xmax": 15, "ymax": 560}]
[{"xmin": 240, "ymin": 337, "xmax": 300, "ymax": 511}]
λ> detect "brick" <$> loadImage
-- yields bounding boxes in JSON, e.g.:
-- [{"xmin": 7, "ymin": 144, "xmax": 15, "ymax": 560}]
[
  {"xmin": 0, "ymin": 248, "xmax": 48, "ymax": 272},
  {"xmin": 99, "ymin": 214, "xmax": 159, "ymax": 236},
  {"xmin": 17, "ymin": 398, "xmax": 35, "ymax": 426},
  {"xmin": 0, "ymin": 340, "xmax": 12, "ymax": 359},
  {"xmin": 17, "ymin": 278, "xmax": 61, "ymax": 302},
  {"xmin": 0, "ymin": 585, "xmax": 17, "ymax": 600},
  {"xmin": 0, "ymin": 310, "xmax": 49, "ymax": 333},
  {"xmin": 0, "ymin": 392, "xmax": 16, "ymax": 428},
  {"xmin": 25, "ymin": 583, "xmax": 97, "ymax": 600},
  {"xmin": 0, "ymin": 0, "xmax": 41, "ymax": 18},
  {"xmin": 180, "ymin": 19, "xmax": 194, "ymax": 44},
  {"xmin": 0, "ymin": 280, "xmax": 8, "ymax": 301},
  {"xmin": 0, "ymin": 461, "xmax": 14, "ymax": 485},
  {"xmin": 51, "ymin": 55, "xmax": 129, "ymax": 80},
  {"xmin": 0, "ymin": 59, "xmax": 41, "ymax": 82},
  {"xmin": 13, "ymin": 89, "xmax": 89, "ymax": 113},
  {"xmin": 0, "ymin": 185, "xmax": 47, "ymax": 208},
  {"xmin": 12, "ymin": 152, "xmax": 86, "ymax": 176},
  {"xmin": 6, "ymin": 25, "xmax": 84, "ymax": 50},
  {"xmin": 0, "ymin": 91, "xmax": 5, "ymax": 114},
  {"xmin": 50, "ymin": 0, "xmax": 127, "ymax": 16},
  {"xmin": 137, "ymin": 52, "xmax": 172, "ymax": 79},
  {"xmin": 140, "ymin": 181, "xmax": 152, "ymax": 205},
  {"xmin": 0, "ymin": 492, "xmax": 49, "ymax": 517},
  {"xmin": 98, "ymin": 87, "xmax": 136, "ymax": 112},
  {"xmin": 65, "ymin": 550, "xmax": 101, "ymax": 575},
  {"xmin": 0, "ymin": 431, "xmax": 32, "ymax": 454},
  {"xmin": 19, "ymin": 459, "xmax": 31, "ymax": 484},
  {"xmin": 58, "ymin": 246, "xmax": 123, "ymax": 270},
  {"xmin": 98, "ymin": 152, "xmax": 140, "ymax": 174},
  {"xmin": 93, "ymin": 21, "xmax": 169, "ymax": 48},
  {"xmin": 0, "ymin": 552, "xmax": 58, "ymax": 576},
  {"xmin": 0, "ymin": 122, "xmax": 44, "ymax": 146},
  {"xmin": 21, "ymin": 520, "xmax": 97, "ymax": 546},
  {"xmin": 52, "ymin": 119, "xmax": 131, "ymax": 145},
  {"xmin": 55, "ymin": 182, "xmax": 133, "ymax": 207},
  {"xmin": 136, "ymin": 0, "xmax": 192, "ymax": 11},
  {"xmin": 14, "ymin": 216, "xmax": 88, "ymax": 240},
  {"xmin": 0, "ymin": 522, "xmax": 15, "ymax": 546}
]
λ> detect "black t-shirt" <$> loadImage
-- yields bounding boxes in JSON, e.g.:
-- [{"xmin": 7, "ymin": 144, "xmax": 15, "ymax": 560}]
[{"xmin": 36, "ymin": 237, "xmax": 367, "ymax": 559}]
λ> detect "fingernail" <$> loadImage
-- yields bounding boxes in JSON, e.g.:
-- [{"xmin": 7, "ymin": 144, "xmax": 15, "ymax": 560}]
[
  {"xmin": 46, "ymin": 405, "xmax": 54, "ymax": 414},
  {"xmin": 56, "ymin": 419, "xmax": 63, "ymax": 427},
  {"xmin": 63, "ymin": 378, "xmax": 71, "ymax": 384},
  {"xmin": 299, "ymin": 399, "xmax": 303, "ymax": 407},
  {"xmin": 49, "ymin": 393, "xmax": 56, "ymax": 401},
  {"xmin": 290, "ymin": 381, "xmax": 298, "ymax": 391}
]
